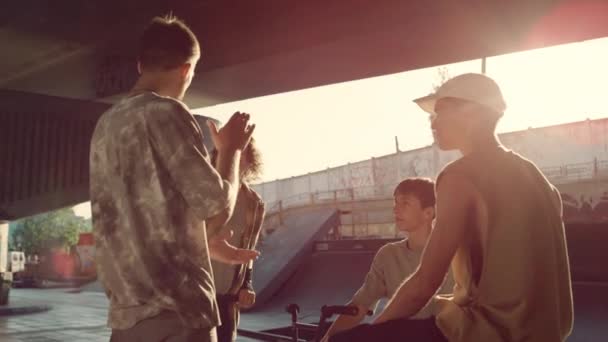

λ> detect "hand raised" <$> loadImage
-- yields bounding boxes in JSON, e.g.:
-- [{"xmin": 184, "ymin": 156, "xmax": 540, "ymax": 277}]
[{"xmin": 207, "ymin": 112, "xmax": 255, "ymax": 152}]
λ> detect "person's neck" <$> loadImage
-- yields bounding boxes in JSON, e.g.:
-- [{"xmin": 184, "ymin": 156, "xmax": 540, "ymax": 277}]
[
  {"xmin": 130, "ymin": 74, "xmax": 179, "ymax": 99},
  {"xmin": 406, "ymin": 224, "xmax": 432, "ymax": 252},
  {"xmin": 460, "ymin": 134, "xmax": 502, "ymax": 156}
]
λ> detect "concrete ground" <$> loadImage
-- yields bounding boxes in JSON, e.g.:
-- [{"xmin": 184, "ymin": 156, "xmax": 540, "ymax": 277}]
[
  {"xmin": 0, "ymin": 288, "xmax": 110, "ymax": 342},
  {"xmin": 0, "ymin": 288, "xmax": 263, "ymax": 342},
  {"xmin": 1, "ymin": 280, "xmax": 606, "ymax": 341}
]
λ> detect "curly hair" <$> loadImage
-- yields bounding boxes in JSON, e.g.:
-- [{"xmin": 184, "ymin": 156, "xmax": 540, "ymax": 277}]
[{"xmin": 211, "ymin": 137, "xmax": 263, "ymax": 184}]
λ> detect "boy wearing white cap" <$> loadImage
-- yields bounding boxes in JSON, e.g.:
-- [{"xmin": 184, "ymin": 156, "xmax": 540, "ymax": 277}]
[{"xmin": 333, "ymin": 73, "xmax": 574, "ymax": 341}]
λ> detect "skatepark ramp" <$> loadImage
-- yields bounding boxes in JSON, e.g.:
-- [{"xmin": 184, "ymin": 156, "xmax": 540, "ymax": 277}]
[
  {"xmin": 240, "ymin": 232, "xmax": 608, "ymax": 341},
  {"xmin": 253, "ymin": 250, "xmax": 375, "ymax": 317},
  {"xmin": 252, "ymin": 207, "xmax": 340, "ymax": 306}
]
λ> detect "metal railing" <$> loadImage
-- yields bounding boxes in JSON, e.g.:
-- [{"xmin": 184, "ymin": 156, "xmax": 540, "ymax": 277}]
[{"xmin": 544, "ymin": 161, "xmax": 596, "ymax": 184}]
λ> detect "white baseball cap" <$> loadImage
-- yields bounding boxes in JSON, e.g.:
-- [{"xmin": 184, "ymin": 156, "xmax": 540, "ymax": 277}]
[{"xmin": 414, "ymin": 73, "xmax": 506, "ymax": 117}]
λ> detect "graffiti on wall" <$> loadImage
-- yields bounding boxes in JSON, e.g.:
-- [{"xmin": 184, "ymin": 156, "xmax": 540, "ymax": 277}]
[
  {"xmin": 255, "ymin": 118, "xmax": 608, "ymax": 210},
  {"xmin": 559, "ymin": 184, "xmax": 608, "ymax": 223}
]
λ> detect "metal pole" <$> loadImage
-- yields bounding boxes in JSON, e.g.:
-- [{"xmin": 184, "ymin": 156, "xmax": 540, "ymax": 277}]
[
  {"xmin": 0, "ymin": 221, "xmax": 11, "ymax": 306},
  {"xmin": 481, "ymin": 57, "xmax": 487, "ymax": 74},
  {"xmin": 0, "ymin": 221, "xmax": 8, "ymax": 275}
]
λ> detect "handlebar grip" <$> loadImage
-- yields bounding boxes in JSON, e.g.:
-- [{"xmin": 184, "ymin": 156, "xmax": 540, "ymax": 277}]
[
  {"xmin": 321, "ymin": 305, "xmax": 358, "ymax": 316},
  {"xmin": 286, "ymin": 303, "xmax": 300, "ymax": 315},
  {"xmin": 321, "ymin": 305, "xmax": 374, "ymax": 317}
]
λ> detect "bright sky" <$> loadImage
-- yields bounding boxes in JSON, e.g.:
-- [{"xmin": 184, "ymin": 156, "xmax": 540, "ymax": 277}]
[
  {"xmin": 74, "ymin": 37, "xmax": 608, "ymax": 218},
  {"xmin": 194, "ymin": 37, "xmax": 608, "ymax": 182}
]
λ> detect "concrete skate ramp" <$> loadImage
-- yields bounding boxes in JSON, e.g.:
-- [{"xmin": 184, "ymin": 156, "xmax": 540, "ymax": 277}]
[
  {"xmin": 253, "ymin": 251, "xmax": 375, "ymax": 317},
  {"xmin": 252, "ymin": 207, "xmax": 340, "ymax": 305},
  {"xmin": 571, "ymin": 282, "xmax": 608, "ymax": 341},
  {"xmin": 566, "ymin": 223, "xmax": 608, "ymax": 282},
  {"xmin": 239, "ymin": 250, "xmax": 376, "ymax": 334},
  {"xmin": 242, "ymin": 250, "xmax": 608, "ymax": 341}
]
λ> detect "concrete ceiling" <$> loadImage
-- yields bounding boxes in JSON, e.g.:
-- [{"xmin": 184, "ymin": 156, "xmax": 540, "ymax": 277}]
[
  {"xmin": 2, "ymin": 0, "xmax": 608, "ymax": 220},
  {"xmin": 2, "ymin": 0, "xmax": 608, "ymax": 109}
]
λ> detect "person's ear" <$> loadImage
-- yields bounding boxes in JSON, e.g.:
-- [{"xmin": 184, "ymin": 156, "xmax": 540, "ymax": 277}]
[
  {"xmin": 424, "ymin": 206, "xmax": 435, "ymax": 221},
  {"xmin": 180, "ymin": 63, "xmax": 193, "ymax": 79}
]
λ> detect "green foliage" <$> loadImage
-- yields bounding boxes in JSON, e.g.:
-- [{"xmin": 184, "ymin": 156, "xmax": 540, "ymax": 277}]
[{"xmin": 10, "ymin": 208, "xmax": 89, "ymax": 255}]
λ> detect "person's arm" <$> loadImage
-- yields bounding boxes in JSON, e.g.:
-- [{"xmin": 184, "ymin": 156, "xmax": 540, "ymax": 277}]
[
  {"xmin": 241, "ymin": 262, "xmax": 255, "ymax": 291},
  {"xmin": 237, "ymin": 261, "xmax": 256, "ymax": 309},
  {"xmin": 202, "ymin": 113, "xmax": 257, "ymax": 263},
  {"xmin": 146, "ymin": 102, "xmax": 256, "ymax": 264},
  {"xmin": 146, "ymin": 102, "xmax": 249, "ymax": 221},
  {"xmin": 322, "ymin": 250, "xmax": 387, "ymax": 340},
  {"xmin": 237, "ymin": 193, "xmax": 266, "ymax": 308},
  {"xmin": 321, "ymin": 303, "xmax": 368, "ymax": 342},
  {"xmin": 552, "ymin": 186, "xmax": 564, "ymax": 218},
  {"xmin": 205, "ymin": 114, "xmax": 257, "ymax": 231},
  {"xmin": 373, "ymin": 172, "xmax": 473, "ymax": 324},
  {"xmin": 237, "ymin": 194, "xmax": 267, "ymax": 307}
]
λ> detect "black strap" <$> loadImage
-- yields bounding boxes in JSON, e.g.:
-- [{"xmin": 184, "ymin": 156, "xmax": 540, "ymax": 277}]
[{"xmin": 216, "ymin": 293, "xmax": 239, "ymax": 303}]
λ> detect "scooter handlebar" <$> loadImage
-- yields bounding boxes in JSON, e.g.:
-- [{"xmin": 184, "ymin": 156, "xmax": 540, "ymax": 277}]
[
  {"xmin": 321, "ymin": 305, "xmax": 373, "ymax": 317},
  {"xmin": 286, "ymin": 303, "xmax": 300, "ymax": 315}
]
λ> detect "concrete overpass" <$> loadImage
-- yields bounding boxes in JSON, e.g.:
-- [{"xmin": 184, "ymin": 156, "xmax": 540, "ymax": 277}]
[
  {"xmin": 1, "ymin": 2, "xmax": 607, "ymax": 336},
  {"xmin": 2, "ymin": 0, "xmax": 608, "ymax": 219}
]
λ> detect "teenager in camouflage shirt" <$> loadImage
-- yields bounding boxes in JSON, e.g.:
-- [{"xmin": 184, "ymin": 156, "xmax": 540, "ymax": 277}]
[{"xmin": 90, "ymin": 16, "xmax": 257, "ymax": 342}]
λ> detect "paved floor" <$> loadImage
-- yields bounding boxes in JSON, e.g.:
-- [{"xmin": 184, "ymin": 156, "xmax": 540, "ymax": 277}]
[
  {"xmin": 2, "ymin": 282, "xmax": 607, "ymax": 341},
  {"xmin": 0, "ymin": 288, "xmax": 109, "ymax": 341},
  {"xmin": 0, "ymin": 289, "xmax": 263, "ymax": 342}
]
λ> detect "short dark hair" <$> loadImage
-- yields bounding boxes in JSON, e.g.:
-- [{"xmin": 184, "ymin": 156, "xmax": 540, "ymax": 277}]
[
  {"xmin": 138, "ymin": 15, "xmax": 200, "ymax": 71},
  {"xmin": 393, "ymin": 177, "xmax": 436, "ymax": 208}
]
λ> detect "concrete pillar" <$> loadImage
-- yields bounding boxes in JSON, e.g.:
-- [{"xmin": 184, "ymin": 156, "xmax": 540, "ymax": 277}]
[
  {"xmin": 0, "ymin": 221, "xmax": 8, "ymax": 274},
  {"xmin": 0, "ymin": 221, "xmax": 10, "ymax": 305}
]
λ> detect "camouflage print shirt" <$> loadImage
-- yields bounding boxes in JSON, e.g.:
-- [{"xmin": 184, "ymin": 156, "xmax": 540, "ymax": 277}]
[{"xmin": 90, "ymin": 92, "xmax": 234, "ymax": 330}]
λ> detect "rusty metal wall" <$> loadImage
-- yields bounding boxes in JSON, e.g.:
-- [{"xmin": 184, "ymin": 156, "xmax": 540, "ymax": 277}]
[{"xmin": 0, "ymin": 90, "xmax": 109, "ymax": 220}]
